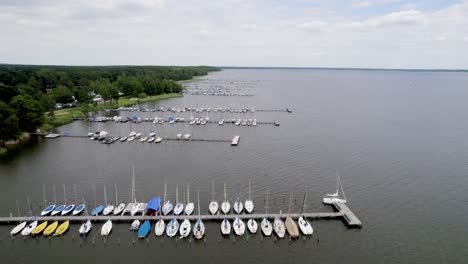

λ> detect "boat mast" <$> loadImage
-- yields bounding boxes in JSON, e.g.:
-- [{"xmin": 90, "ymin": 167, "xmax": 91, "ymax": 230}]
[
  {"xmin": 93, "ymin": 184, "xmax": 96, "ymax": 208},
  {"xmin": 288, "ymin": 193, "xmax": 293, "ymax": 215},
  {"xmin": 27, "ymin": 195, "xmax": 32, "ymax": 217},
  {"xmin": 114, "ymin": 184, "xmax": 118, "ymax": 205},
  {"xmin": 63, "ymin": 184, "xmax": 67, "ymax": 204},
  {"xmin": 336, "ymin": 169, "xmax": 339, "ymax": 195},
  {"xmin": 265, "ymin": 186, "xmax": 269, "ymax": 216},
  {"xmin": 339, "ymin": 176, "xmax": 347, "ymax": 201},
  {"xmin": 83, "ymin": 198, "xmax": 89, "ymax": 218},
  {"xmin": 104, "ymin": 185, "xmax": 107, "ymax": 205},
  {"xmin": 197, "ymin": 190, "xmax": 200, "ymax": 219},
  {"xmin": 74, "ymin": 184, "xmax": 77, "ymax": 205},
  {"xmin": 43, "ymin": 184, "xmax": 46, "ymax": 208},
  {"xmin": 132, "ymin": 166, "xmax": 136, "ymax": 203},
  {"xmin": 187, "ymin": 184, "xmax": 190, "ymax": 203},
  {"xmin": 224, "ymin": 183, "xmax": 227, "ymax": 202},
  {"xmin": 53, "ymin": 184, "xmax": 57, "ymax": 205},
  {"xmin": 248, "ymin": 179, "xmax": 251, "ymax": 201},
  {"xmin": 176, "ymin": 184, "xmax": 179, "ymax": 204},
  {"xmin": 211, "ymin": 180, "xmax": 214, "ymax": 201},
  {"xmin": 16, "ymin": 200, "xmax": 20, "ymax": 217},
  {"xmin": 164, "ymin": 180, "xmax": 167, "ymax": 204},
  {"xmin": 301, "ymin": 193, "xmax": 306, "ymax": 215}
]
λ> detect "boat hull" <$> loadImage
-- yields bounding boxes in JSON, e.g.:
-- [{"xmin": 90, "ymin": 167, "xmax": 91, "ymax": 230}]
[
  {"xmin": 247, "ymin": 219, "xmax": 258, "ymax": 234},
  {"xmin": 154, "ymin": 220, "xmax": 165, "ymax": 236},
  {"xmin": 221, "ymin": 219, "xmax": 231, "ymax": 236},
  {"xmin": 209, "ymin": 201, "xmax": 218, "ymax": 215},
  {"xmin": 22, "ymin": 220, "xmax": 38, "ymax": 236},
  {"xmin": 179, "ymin": 219, "xmax": 191, "ymax": 238}
]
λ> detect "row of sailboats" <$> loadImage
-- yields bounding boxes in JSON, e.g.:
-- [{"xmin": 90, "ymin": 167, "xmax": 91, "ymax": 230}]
[
  {"xmin": 41, "ymin": 184, "xmax": 84, "ymax": 216},
  {"xmin": 212, "ymin": 181, "xmax": 255, "ymax": 215}
]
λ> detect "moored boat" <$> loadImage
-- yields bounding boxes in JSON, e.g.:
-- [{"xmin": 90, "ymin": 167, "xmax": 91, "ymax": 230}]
[
  {"xmin": 101, "ymin": 220, "xmax": 113, "ymax": 236},
  {"xmin": 10, "ymin": 221, "xmax": 27, "ymax": 236},
  {"xmin": 179, "ymin": 219, "xmax": 191, "ymax": 238},
  {"xmin": 43, "ymin": 221, "xmax": 59, "ymax": 236},
  {"xmin": 32, "ymin": 221, "xmax": 48, "ymax": 236},
  {"xmin": 130, "ymin": 220, "xmax": 140, "ymax": 231},
  {"xmin": 54, "ymin": 221, "xmax": 70, "ymax": 236},
  {"xmin": 22, "ymin": 220, "xmax": 38, "ymax": 236},
  {"xmin": 247, "ymin": 219, "xmax": 258, "ymax": 234},
  {"xmin": 138, "ymin": 220, "xmax": 151, "ymax": 238},
  {"xmin": 221, "ymin": 218, "xmax": 231, "ymax": 236}
]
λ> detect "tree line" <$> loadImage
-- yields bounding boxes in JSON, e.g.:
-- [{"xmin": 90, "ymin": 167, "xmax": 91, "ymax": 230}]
[{"xmin": 0, "ymin": 64, "xmax": 218, "ymax": 141}]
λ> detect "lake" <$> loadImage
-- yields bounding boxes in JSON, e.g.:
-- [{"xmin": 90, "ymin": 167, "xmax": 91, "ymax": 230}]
[{"xmin": 1, "ymin": 69, "xmax": 467, "ymax": 263}]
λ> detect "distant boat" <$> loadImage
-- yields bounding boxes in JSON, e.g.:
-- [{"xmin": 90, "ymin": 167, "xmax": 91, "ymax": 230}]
[
  {"xmin": 91, "ymin": 205, "xmax": 104, "ymax": 216},
  {"xmin": 221, "ymin": 183, "xmax": 230, "ymax": 214},
  {"xmin": 162, "ymin": 182, "xmax": 173, "ymax": 215},
  {"xmin": 173, "ymin": 185, "xmax": 184, "ymax": 215},
  {"xmin": 155, "ymin": 137, "xmax": 162, "ymax": 143},
  {"xmin": 221, "ymin": 218, "xmax": 231, "ymax": 236},
  {"xmin": 323, "ymin": 170, "xmax": 347, "ymax": 204},
  {"xmin": 138, "ymin": 220, "xmax": 151, "ymax": 239},
  {"xmin": 41, "ymin": 185, "xmax": 55, "ymax": 216},
  {"xmin": 79, "ymin": 220, "xmax": 92, "ymax": 236},
  {"xmin": 209, "ymin": 181, "xmax": 218, "ymax": 215},
  {"xmin": 72, "ymin": 185, "xmax": 85, "ymax": 216},
  {"xmin": 102, "ymin": 185, "xmax": 114, "ymax": 216},
  {"xmin": 298, "ymin": 194, "xmax": 313, "ymax": 235},
  {"xmin": 233, "ymin": 217, "xmax": 245, "ymax": 236},
  {"xmin": 155, "ymin": 209, "xmax": 165, "ymax": 236},
  {"xmin": 101, "ymin": 220, "xmax": 113, "ymax": 236},
  {"xmin": 113, "ymin": 202, "xmax": 125, "ymax": 215},
  {"xmin": 51, "ymin": 185, "xmax": 65, "ymax": 216},
  {"xmin": 61, "ymin": 204, "xmax": 75, "ymax": 216},
  {"xmin": 234, "ymin": 193, "xmax": 243, "ymax": 214},
  {"xmin": 54, "ymin": 221, "xmax": 70, "ymax": 236}
]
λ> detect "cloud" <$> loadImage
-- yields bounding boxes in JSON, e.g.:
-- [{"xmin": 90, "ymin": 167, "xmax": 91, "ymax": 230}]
[{"xmin": 352, "ymin": 0, "xmax": 372, "ymax": 8}]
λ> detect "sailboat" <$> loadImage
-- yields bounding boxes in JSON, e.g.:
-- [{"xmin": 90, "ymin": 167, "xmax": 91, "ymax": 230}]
[
  {"xmin": 221, "ymin": 183, "xmax": 230, "ymax": 214},
  {"xmin": 179, "ymin": 218, "xmax": 191, "ymax": 238},
  {"xmin": 40, "ymin": 184, "xmax": 55, "ymax": 216},
  {"xmin": 221, "ymin": 218, "xmax": 231, "ymax": 236},
  {"xmin": 103, "ymin": 185, "xmax": 115, "ymax": 216},
  {"xmin": 154, "ymin": 208, "xmax": 165, "ymax": 236},
  {"xmin": 10, "ymin": 200, "xmax": 26, "ymax": 236},
  {"xmin": 51, "ymin": 185, "xmax": 65, "ymax": 216},
  {"xmin": 138, "ymin": 220, "xmax": 151, "ymax": 238},
  {"xmin": 162, "ymin": 181, "xmax": 173, "ymax": 215},
  {"xmin": 61, "ymin": 185, "xmax": 75, "ymax": 215},
  {"xmin": 285, "ymin": 194, "xmax": 299, "ymax": 239},
  {"xmin": 233, "ymin": 216, "xmax": 245, "ymax": 236},
  {"xmin": 298, "ymin": 193, "xmax": 313, "ymax": 235},
  {"xmin": 43, "ymin": 221, "xmax": 59, "ymax": 236},
  {"xmin": 273, "ymin": 214, "xmax": 285, "ymax": 239},
  {"xmin": 130, "ymin": 220, "xmax": 140, "ymax": 231},
  {"xmin": 101, "ymin": 220, "xmax": 113, "ymax": 236},
  {"xmin": 184, "ymin": 184, "xmax": 194, "ymax": 215},
  {"xmin": 79, "ymin": 198, "xmax": 92, "ymax": 236},
  {"xmin": 174, "ymin": 185, "xmax": 184, "ymax": 215},
  {"xmin": 208, "ymin": 181, "xmax": 219, "ymax": 215},
  {"xmin": 166, "ymin": 218, "xmax": 179, "ymax": 237},
  {"xmin": 32, "ymin": 221, "xmax": 48, "ymax": 236},
  {"xmin": 54, "ymin": 220, "xmax": 70, "ymax": 236},
  {"xmin": 244, "ymin": 180, "xmax": 254, "ymax": 213},
  {"xmin": 91, "ymin": 184, "xmax": 104, "ymax": 216},
  {"xmin": 233, "ymin": 191, "xmax": 243, "ymax": 214},
  {"xmin": 72, "ymin": 185, "xmax": 85, "ymax": 215},
  {"xmin": 113, "ymin": 184, "xmax": 125, "ymax": 215},
  {"xmin": 21, "ymin": 197, "xmax": 37, "ymax": 236},
  {"xmin": 261, "ymin": 187, "xmax": 272, "ymax": 236},
  {"xmin": 323, "ymin": 170, "xmax": 347, "ymax": 204},
  {"xmin": 193, "ymin": 191, "xmax": 205, "ymax": 240},
  {"xmin": 247, "ymin": 219, "xmax": 257, "ymax": 233}
]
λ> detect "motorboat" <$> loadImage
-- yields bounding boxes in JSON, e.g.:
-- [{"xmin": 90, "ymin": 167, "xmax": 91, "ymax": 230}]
[
  {"xmin": 138, "ymin": 220, "xmax": 151, "ymax": 238},
  {"xmin": 130, "ymin": 220, "xmax": 140, "ymax": 231},
  {"xmin": 166, "ymin": 218, "xmax": 179, "ymax": 237},
  {"xmin": 22, "ymin": 220, "xmax": 38, "ymax": 236},
  {"xmin": 221, "ymin": 219, "xmax": 231, "ymax": 236},
  {"xmin": 101, "ymin": 220, "xmax": 113, "ymax": 236},
  {"xmin": 79, "ymin": 220, "xmax": 92, "ymax": 236},
  {"xmin": 179, "ymin": 219, "xmax": 191, "ymax": 238},
  {"xmin": 233, "ymin": 217, "xmax": 245, "ymax": 236},
  {"xmin": 273, "ymin": 217, "xmax": 286, "ymax": 238},
  {"xmin": 247, "ymin": 219, "xmax": 258, "ymax": 233}
]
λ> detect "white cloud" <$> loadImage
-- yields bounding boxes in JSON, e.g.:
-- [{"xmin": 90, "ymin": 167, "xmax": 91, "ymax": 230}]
[{"xmin": 352, "ymin": 0, "xmax": 372, "ymax": 8}]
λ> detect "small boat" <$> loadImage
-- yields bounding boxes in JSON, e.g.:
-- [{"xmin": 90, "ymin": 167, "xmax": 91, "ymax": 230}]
[
  {"xmin": 10, "ymin": 221, "xmax": 27, "ymax": 236},
  {"xmin": 148, "ymin": 137, "xmax": 155, "ymax": 142},
  {"xmin": 173, "ymin": 185, "xmax": 184, "ymax": 215},
  {"xmin": 140, "ymin": 137, "xmax": 147, "ymax": 142},
  {"xmin": 32, "ymin": 221, "xmax": 48, "ymax": 236},
  {"xmin": 130, "ymin": 220, "xmax": 140, "ymax": 231},
  {"xmin": 221, "ymin": 183, "xmax": 230, "ymax": 214},
  {"xmin": 176, "ymin": 133, "xmax": 182, "ymax": 139},
  {"xmin": 51, "ymin": 205, "xmax": 65, "ymax": 216},
  {"xmin": 261, "ymin": 187, "xmax": 272, "ymax": 236},
  {"xmin": 91, "ymin": 205, "xmax": 104, "ymax": 216},
  {"xmin": 233, "ymin": 217, "xmax": 245, "ymax": 236},
  {"xmin": 244, "ymin": 180, "xmax": 254, "ymax": 213},
  {"xmin": 72, "ymin": 204, "xmax": 85, "ymax": 216},
  {"xmin": 135, "ymin": 133, "xmax": 142, "ymax": 138},
  {"xmin": 193, "ymin": 192, "xmax": 205, "ymax": 240},
  {"xmin": 184, "ymin": 184, "xmax": 194, "ymax": 215},
  {"xmin": 79, "ymin": 220, "xmax": 92, "ymax": 236},
  {"xmin": 166, "ymin": 218, "xmax": 179, "ymax": 237},
  {"xmin": 113, "ymin": 202, "xmax": 125, "ymax": 215},
  {"xmin": 138, "ymin": 220, "xmax": 151, "ymax": 238},
  {"xmin": 120, "ymin": 137, "xmax": 127, "ymax": 142},
  {"xmin": 252, "ymin": 119, "xmax": 257, "ymax": 126},
  {"xmin": 234, "ymin": 195, "xmax": 243, "ymax": 214},
  {"xmin": 274, "ymin": 121, "xmax": 280, "ymax": 126},
  {"xmin": 41, "ymin": 205, "xmax": 55, "ymax": 216},
  {"xmin": 247, "ymin": 219, "xmax": 258, "ymax": 233},
  {"xmin": 179, "ymin": 219, "xmax": 191, "ymax": 238},
  {"xmin": 221, "ymin": 218, "xmax": 231, "ymax": 236},
  {"xmin": 209, "ymin": 181, "xmax": 219, "ymax": 215},
  {"xmin": 101, "ymin": 220, "xmax": 113, "ymax": 236},
  {"xmin": 285, "ymin": 216, "xmax": 299, "ymax": 238},
  {"xmin": 183, "ymin": 134, "xmax": 191, "ymax": 140},
  {"xmin": 149, "ymin": 132, "xmax": 156, "ymax": 137},
  {"xmin": 54, "ymin": 221, "xmax": 70, "ymax": 236},
  {"xmin": 103, "ymin": 205, "xmax": 114, "ymax": 216},
  {"xmin": 162, "ymin": 183, "xmax": 173, "ymax": 215},
  {"xmin": 323, "ymin": 169, "xmax": 347, "ymax": 204},
  {"xmin": 298, "ymin": 194, "xmax": 313, "ymax": 235},
  {"xmin": 43, "ymin": 221, "xmax": 59, "ymax": 236},
  {"xmin": 154, "ymin": 217, "xmax": 165, "ymax": 236},
  {"xmin": 218, "ymin": 119, "xmax": 224, "ymax": 125},
  {"xmin": 155, "ymin": 137, "xmax": 162, "ymax": 143},
  {"xmin": 22, "ymin": 220, "xmax": 38, "ymax": 236},
  {"xmin": 273, "ymin": 216, "xmax": 285, "ymax": 238},
  {"xmin": 127, "ymin": 136, "xmax": 135, "ymax": 142},
  {"xmin": 61, "ymin": 204, "xmax": 75, "ymax": 216}
]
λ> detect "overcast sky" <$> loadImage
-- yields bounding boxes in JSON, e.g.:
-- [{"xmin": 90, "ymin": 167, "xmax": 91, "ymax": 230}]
[{"xmin": 1, "ymin": 0, "xmax": 467, "ymax": 68}]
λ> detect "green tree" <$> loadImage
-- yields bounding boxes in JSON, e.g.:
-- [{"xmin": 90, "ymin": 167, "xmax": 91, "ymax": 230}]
[
  {"xmin": 0, "ymin": 101, "xmax": 20, "ymax": 141},
  {"xmin": 10, "ymin": 95, "xmax": 45, "ymax": 132},
  {"xmin": 0, "ymin": 83, "xmax": 18, "ymax": 103},
  {"xmin": 51, "ymin": 85, "xmax": 74, "ymax": 103}
]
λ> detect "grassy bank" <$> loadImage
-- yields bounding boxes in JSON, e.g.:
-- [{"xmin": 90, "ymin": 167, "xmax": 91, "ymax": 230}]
[{"xmin": 41, "ymin": 93, "xmax": 182, "ymax": 132}]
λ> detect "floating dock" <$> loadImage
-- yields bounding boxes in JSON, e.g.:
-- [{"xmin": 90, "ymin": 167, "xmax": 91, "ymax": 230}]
[
  {"xmin": 0, "ymin": 204, "xmax": 361, "ymax": 228},
  {"xmin": 231, "ymin": 136, "xmax": 240, "ymax": 146}
]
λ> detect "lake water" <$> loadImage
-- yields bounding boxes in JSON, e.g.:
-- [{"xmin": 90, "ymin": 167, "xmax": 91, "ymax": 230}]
[{"xmin": 1, "ymin": 69, "xmax": 467, "ymax": 263}]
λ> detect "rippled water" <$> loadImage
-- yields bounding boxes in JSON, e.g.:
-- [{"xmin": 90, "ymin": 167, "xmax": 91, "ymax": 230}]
[{"xmin": 1, "ymin": 69, "xmax": 467, "ymax": 263}]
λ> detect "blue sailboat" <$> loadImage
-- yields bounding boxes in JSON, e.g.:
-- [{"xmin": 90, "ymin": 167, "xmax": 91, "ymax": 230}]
[
  {"xmin": 91, "ymin": 205, "xmax": 104, "ymax": 216},
  {"xmin": 41, "ymin": 184, "xmax": 55, "ymax": 216},
  {"xmin": 73, "ymin": 204, "xmax": 85, "ymax": 216},
  {"xmin": 138, "ymin": 220, "xmax": 151, "ymax": 238}
]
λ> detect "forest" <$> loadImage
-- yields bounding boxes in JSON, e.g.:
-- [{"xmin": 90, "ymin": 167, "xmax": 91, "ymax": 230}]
[{"xmin": 0, "ymin": 65, "xmax": 218, "ymax": 142}]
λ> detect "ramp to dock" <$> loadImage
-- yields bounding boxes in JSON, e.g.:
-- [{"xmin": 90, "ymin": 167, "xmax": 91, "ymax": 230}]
[{"xmin": 333, "ymin": 202, "xmax": 362, "ymax": 227}]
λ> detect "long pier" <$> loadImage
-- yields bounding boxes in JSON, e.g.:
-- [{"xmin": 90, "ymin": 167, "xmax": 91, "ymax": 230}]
[{"xmin": 0, "ymin": 203, "xmax": 361, "ymax": 228}]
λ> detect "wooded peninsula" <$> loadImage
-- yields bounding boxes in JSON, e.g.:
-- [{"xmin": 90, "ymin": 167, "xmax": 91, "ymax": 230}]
[{"xmin": 0, "ymin": 64, "xmax": 219, "ymax": 146}]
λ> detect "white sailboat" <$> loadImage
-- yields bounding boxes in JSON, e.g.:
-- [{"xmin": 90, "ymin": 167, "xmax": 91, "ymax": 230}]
[
  {"xmin": 10, "ymin": 200, "xmax": 26, "ymax": 236},
  {"xmin": 113, "ymin": 184, "xmax": 125, "ymax": 215},
  {"xmin": 130, "ymin": 220, "xmax": 140, "ymax": 231},
  {"xmin": 166, "ymin": 218, "xmax": 179, "ymax": 237},
  {"xmin": 234, "ymin": 192, "xmax": 244, "ymax": 214},
  {"xmin": 261, "ymin": 187, "xmax": 273, "ymax": 236},
  {"xmin": 221, "ymin": 218, "xmax": 231, "ymax": 236},
  {"xmin": 21, "ymin": 197, "xmax": 36, "ymax": 236},
  {"xmin": 101, "ymin": 219, "xmax": 113, "ymax": 236},
  {"xmin": 193, "ymin": 191, "xmax": 205, "ymax": 240},
  {"xmin": 154, "ymin": 212, "xmax": 165, "ymax": 236},
  {"xmin": 221, "ymin": 183, "xmax": 230, "ymax": 214},
  {"xmin": 273, "ymin": 214, "xmax": 286, "ymax": 238},
  {"xmin": 51, "ymin": 184, "xmax": 66, "ymax": 216},
  {"xmin": 79, "ymin": 198, "xmax": 92, "ymax": 236},
  {"xmin": 247, "ymin": 219, "xmax": 258, "ymax": 233},
  {"xmin": 323, "ymin": 170, "xmax": 347, "ymax": 204},
  {"xmin": 179, "ymin": 219, "xmax": 191, "ymax": 238},
  {"xmin": 72, "ymin": 185, "xmax": 85, "ymax": 216},
  {"xmin": 244, "ymin": 179, "xmax": 254, "ymax": 214},
  {"xmin": 40, "ymin": 184, "xmax": 55, "ymax": 216},
  {"xmin": 162, "ymin": 181, "xmax": 173, "ymax": 215},
  {"xmin": 102, "ymin": 185, "xmax": 114, "ymax": 216},
  {"xmin": 61, "ymin": 185, "xmax": 75, "ymax": 216},
  {"xmin": 233, "ymin": 216, "xmax": 245, "ymax": 236},
  {"xmin": 298, "ymin": 194, "xmax": 313, "ymax": 235},
  {"xmin": 174, "ymin": 185, "xmax": 184, "ymax": 215},
  {"xmin": 208, "ymin": 181, "xmax": 219, "ymax": 215},
  {"xmin": 184, "ymin": 184, "xmax": 194, "ymax": 215}
]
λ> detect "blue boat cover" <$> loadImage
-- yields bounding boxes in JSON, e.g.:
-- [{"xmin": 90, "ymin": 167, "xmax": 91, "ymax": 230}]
[
  {"xmin": 138, "ymin": 220, "xmax": 151, "ymax": 238},
  {"xmin": 146, "ymin": 197, "xmax": 161, "ymax": 211}
]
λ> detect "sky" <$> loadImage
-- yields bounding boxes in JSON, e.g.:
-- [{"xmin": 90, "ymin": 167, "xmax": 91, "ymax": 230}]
[{"xmin": 0, "ymin": 0, "xmax": 468, "ymax": 69}]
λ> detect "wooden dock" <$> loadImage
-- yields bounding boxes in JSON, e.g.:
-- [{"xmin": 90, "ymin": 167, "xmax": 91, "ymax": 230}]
[{"xmin": 0, "ymin": 204, "xmax": 361, "ymax": 227}]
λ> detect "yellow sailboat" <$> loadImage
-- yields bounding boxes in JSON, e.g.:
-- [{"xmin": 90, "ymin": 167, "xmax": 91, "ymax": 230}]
[
  {"xmin": 43, "ymin": 221, "xmax": 58, "ymax": 236},
  {"xmin": 32, "ymin": 221, "xmax": 48, "ymax": 236},
  {"xmin": 54, "ymin": 221, "xmax": 70, "ymax": 236}
]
